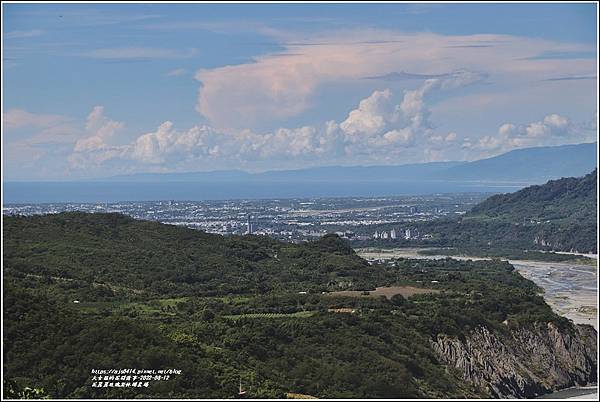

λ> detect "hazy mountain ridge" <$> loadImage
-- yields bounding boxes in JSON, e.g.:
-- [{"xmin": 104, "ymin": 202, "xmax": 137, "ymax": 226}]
[
  {"xmin": 102, "ymin": 143, "xmax": 596, "ymax": 184},
  {"xmin": 5, "ymin": 143, "xmax": 596, "ymax": 203},
  {"xmin": 440, "ymin": 143, "xmax": 597, "ymax": 182},
  {"xmin": 103, "ymin": 162, "xmax": 464, "ymax": 183}
]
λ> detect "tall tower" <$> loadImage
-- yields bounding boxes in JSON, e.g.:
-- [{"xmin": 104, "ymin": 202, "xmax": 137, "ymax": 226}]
[{"xmin": 246, "ymin": 214, "xmax": 253, "ymax": 235}]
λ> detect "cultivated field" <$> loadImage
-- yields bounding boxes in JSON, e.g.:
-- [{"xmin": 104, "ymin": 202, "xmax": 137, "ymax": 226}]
[{"xmin": 223, "ymin": 311, "xmax": 317, "ymax": 320}]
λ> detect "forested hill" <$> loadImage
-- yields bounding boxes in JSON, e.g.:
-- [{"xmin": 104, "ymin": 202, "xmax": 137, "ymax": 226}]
[
  {"xmin": 2, "ymin": 212, "xmax": 371, "ymax": 298},
  {"xmin": 446, "ymin": 170, "xmax": 598, "ymax": 253},
  {"xmin": 469, "ymin": 169, "xmax": 597, "ymax": 223},
  {"xmin": 360, "ymin": 170, "xmax": 598, "ymax": 254},
  {"xmin": 462, "ymin": 169, "xmax": 598, "ymax": 253},
  {"xmin": 4, "ymin": 212, "xmax": 596, "ymax": 399}
]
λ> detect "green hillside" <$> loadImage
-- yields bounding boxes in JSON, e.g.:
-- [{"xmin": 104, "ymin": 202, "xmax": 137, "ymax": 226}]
[
  {"xmin": 461, "ymin": 169, "xmax": 597, "ymax": 253},
  {"xmin": 397, "ymin": 170, "xmax": 597, "ymax": 255},
  {"xmin": 2, "ymin": 213, "xmax": 580, "ymax": 398},
  {"xmin": 469, "ymin": 169, "xmax": 597, "ymax": 223}
]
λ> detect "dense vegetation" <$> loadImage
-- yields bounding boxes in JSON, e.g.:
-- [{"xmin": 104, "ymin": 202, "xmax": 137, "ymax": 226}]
[
  {"xmin": 470, "ymin": 169, "xmax": 596, "ymax": 222},
  {"xmin": 353, "ymin": 170, "xmax": 598, "ymax": 255},
  {"xmin": 416, "ymin": 247, "xmax": 595, "ymax": 264},
  {"xmin": 3, "ymin": 213, "xmax": 574, "ymax": 398}
]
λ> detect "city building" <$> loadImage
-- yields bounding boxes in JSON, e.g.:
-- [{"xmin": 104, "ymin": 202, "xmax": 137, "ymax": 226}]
[
  {"xmin": 246, "ymin": 214, "xmax": 254, "ymax": 234},
  {"xmin": 390, "ymin": 229, "xmax": 397, "ymax": 239}
]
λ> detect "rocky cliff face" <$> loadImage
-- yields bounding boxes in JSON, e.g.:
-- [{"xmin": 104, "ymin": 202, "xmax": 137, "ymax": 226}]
[{"xmin": 432, "ymin": 322, "xmax": 597, "ymax": 398}]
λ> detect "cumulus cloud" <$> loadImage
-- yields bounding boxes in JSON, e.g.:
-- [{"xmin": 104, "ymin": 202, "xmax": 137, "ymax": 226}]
[
  {"xmin": 466, "ymin": 113, "xmax": 583, "ymax": 155},
  {"xmin": 73, "ymin": 106, "xmax": 125, "ymax": 152},
  {"xmin": 38, "ymin": 71, "xmax": 591, "ymax": 176},
  {"xmin": 194, "ymin": 29, "xmax": 594, "ymax": 130},
  {"xmin": 338, "ymin": 71, "xmax": 484, "ymax": 157},
  {"xmin": 128, "ymin": 121, "xmax": 223, "ymax": 164},
  {"xmin": 124, "ymin": 122, "xmax": 335, "ymax": 166},
  {"xmin": 69, "ymin": 106, "xmax": 126, "ymax": 168},
  {"xmin": 340, "ymin": 89, "xmax": 396, "ymax": 136},
  {"xmin": 195, "ymin": 56, "xmax": 319, "ymax": 130},
  {"xmin": 69, "ymin": 70, "xmax": 482, "ymax": 171}
]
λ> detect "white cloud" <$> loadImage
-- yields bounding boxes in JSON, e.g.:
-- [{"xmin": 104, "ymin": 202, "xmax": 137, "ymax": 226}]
[
  {"xmin": 543, "ymin": 114, "xmax": 569, "ymax": 131},
  {"xmin": 194, "ymin": 29, "xmax": 594, "ymax": 130},
  {"xmin": 70, "ymin": 106, "xmax": 126, "ymax": 168},
  {"xmin": 129, "ymin": 121, "xmax": 178, "ymax": 163},
  {"xmin": 123, "ymin": 122, "xmax": 330, "ymax": 165},
  {"xmin": 466, "ymin": 113, "xmax": 584, "ymax": 155},
  {"xmin": 340, "ymin": 89, "xmax": 395, "ymax": 136},
  {"xmin": 380, "ymin": 128, "xmax": 414, "ymax": 146},
  {"xmin": 70, "ymin": 71, "xmax": 482, "ymax": 170},
  {"xmin": 339, "ymin": 71, "xmax": 484, "ymax": 157}
]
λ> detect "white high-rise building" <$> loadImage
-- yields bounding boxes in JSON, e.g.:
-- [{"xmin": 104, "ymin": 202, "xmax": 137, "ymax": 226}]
[
  {"xmin": 405, "ymin": 229, "xmax": 412, "ymax": 240},
  {"xmin": 373, "ymin": 231, "xmax": 379, "ymax": 239},
  {"xmin": 246, "ymin": 214, "xmax": 253, "ymax": 234},
  {"xmin": 390, "ymin": 229, "xmax": 397, "ymax": 239},
  {"xmin": 382, "ymin": 231, "xmax": 388, "ymax": 239}
]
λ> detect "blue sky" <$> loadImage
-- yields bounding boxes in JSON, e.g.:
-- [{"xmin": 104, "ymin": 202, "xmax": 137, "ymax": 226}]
[{"xmin": 3, "ymin": 2, "xmax": 598, "ymax": 180}]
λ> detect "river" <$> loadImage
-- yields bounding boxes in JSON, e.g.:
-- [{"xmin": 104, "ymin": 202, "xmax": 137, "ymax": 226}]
[
  {"xmin": 356, "ymin": 247, "xmax": 598, "ymax": 400},
  {"xmin": 355, "ymin": 247, "xmax": 598, "ymax": 330}
]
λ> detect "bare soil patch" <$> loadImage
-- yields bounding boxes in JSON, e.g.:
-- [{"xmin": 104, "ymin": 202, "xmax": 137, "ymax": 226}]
[{"xmin": 328, "ymin": 285, "xmax": 439, "ymax": 300}]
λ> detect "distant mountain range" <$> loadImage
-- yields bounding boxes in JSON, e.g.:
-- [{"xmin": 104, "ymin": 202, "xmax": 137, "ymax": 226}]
[
  {"xmin": 104, "ymin": 142, "xmax": 597, "ymax": 184},
  {"xmin": 439, "ymin": 142, "xmax": 597, "ymax": 182},
  {"xmin": 4, "ymin": 142, "xmax": 597, "ymax": 203},
  {"xmin": 103, "ymin": 161, "xmax": 462, "ymax": 183}
]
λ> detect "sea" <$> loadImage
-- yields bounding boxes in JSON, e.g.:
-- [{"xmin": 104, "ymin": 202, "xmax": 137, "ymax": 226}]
[{"xmin": 3, "ymin": 180, "xmax": 528, "ymax": 203}]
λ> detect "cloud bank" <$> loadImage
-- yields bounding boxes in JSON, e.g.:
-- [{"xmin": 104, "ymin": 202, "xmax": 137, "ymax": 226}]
[
  {"xmin": 462, "ymin": 113, "xmax": 595, "ymax": 158},
  {"xmin": 194, "ymin": 30, "xmax": 595, "ymax": 131},
  {"xmin": 3, "ymin": 28, "xmax": 596, "ymax": 179},
  {"xmin": 65, "ymin": 69, "xmax": 591, "ymax": 174},
  {"xmin": 67, "ymin": 72, "xmax": 476, "ymax": 171}
]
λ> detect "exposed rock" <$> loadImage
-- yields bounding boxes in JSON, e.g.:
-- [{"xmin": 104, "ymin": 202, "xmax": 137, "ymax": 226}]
[{"xmin": 432, "ymin": 322, "xmax": 597, "ymax": 398}]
